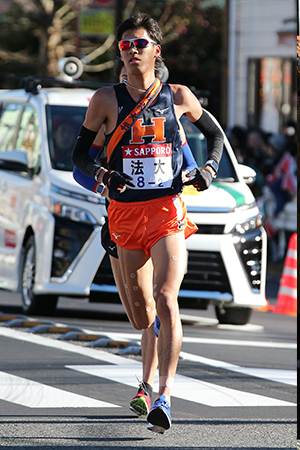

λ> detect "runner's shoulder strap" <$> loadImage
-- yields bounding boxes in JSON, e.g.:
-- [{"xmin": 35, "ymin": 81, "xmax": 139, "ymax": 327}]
[{"xmin": 107, "ymin": 78, "xmax": 162, "ymax": 162}]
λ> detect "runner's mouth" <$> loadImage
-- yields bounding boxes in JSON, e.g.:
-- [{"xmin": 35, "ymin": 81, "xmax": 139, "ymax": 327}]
[{"xmin": 129, "ymin": 58, "xmax": 140, "ymax": 64}]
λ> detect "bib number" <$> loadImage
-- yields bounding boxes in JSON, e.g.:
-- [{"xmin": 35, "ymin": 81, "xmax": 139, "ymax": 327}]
[{"xmin": 122, "ymin": 143, "xmax": 173, "ymax": 190}]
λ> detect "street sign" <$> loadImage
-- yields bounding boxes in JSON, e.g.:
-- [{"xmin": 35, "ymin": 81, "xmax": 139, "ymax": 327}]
[{"xmin": 79, "ymin": 8, "xmax": 114, "ymax": 36}]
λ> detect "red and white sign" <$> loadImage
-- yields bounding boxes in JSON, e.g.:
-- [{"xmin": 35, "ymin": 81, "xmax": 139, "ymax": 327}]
[
  {"xmin": 123, "ymin": 143, "xmax": 172, "ymax": 159},
  {"xmin": 4, "ymin": 230, "xmax": 17, "ymax": 248}
]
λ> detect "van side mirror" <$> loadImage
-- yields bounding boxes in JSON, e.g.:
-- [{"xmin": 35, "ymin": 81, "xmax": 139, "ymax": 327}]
[
  {"xmin": 0, "ymin": 150, "xmax": 29, "ymax": 172},
  {"xmin": 238, "ymin": 164, "xmax": 256, "ymax": 184}
]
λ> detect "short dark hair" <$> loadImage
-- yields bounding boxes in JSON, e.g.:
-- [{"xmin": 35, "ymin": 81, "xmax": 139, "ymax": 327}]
[
  {"xmin": 117, "ymin": 12, "xmax": 163, "ymax": 44},
  {"xmin": 117, "ymin": 13, "xmax": 165, "ymax": 79}
]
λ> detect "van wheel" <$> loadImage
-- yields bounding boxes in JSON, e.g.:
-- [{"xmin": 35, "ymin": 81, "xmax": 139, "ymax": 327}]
[
  {"xmin": 21, "ymin": 236, "xmax": 58, "ymax": 315},
  {"xmin": 215, "ymin": 306, "xmax": 252, "ymax": 325}
]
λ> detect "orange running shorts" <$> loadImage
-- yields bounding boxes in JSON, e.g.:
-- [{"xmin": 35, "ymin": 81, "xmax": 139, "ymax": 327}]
[{"xmin": 107, "ymin": 194, "xmax": 197, "ymax": 256}]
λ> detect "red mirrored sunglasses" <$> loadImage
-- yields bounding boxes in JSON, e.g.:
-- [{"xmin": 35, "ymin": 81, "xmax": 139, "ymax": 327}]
[{"xmin": 118, "ymin": 38, "xmax": 157, "ymax": 51}]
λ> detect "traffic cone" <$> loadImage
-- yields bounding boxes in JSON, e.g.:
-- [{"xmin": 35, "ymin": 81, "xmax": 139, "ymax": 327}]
[{"xmin": 273, "ymin": 233, "xmax": 297, "ymax": 316}]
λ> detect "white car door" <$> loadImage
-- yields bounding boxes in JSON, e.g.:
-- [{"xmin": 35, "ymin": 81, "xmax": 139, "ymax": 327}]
[{"xmin": 0, "ymin": 103, "xmax": 42, "ymax": 290}]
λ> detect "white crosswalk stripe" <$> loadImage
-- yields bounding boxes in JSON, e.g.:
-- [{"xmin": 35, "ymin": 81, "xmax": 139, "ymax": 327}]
[
  {"xmin": 179, "ymin": 351, "xmax": 297, "ymax": 386},
  {"xmin": 0, "ymin": 370, "xmax": 120, "ymax": 408},
  {"xmin": 66, "ymin": 364, "xmax": 295, "ymax": 407}
]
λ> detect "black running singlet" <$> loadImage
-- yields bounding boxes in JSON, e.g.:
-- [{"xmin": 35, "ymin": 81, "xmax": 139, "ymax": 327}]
[{"xmin": 105, "ymin": 83, "xmax": 183, "ymax": 202}]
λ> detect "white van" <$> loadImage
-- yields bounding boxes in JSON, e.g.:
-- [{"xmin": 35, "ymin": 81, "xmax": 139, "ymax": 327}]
[{"xmin": 0, "ymin": 81, "xmax": 267, "ymax": 325}]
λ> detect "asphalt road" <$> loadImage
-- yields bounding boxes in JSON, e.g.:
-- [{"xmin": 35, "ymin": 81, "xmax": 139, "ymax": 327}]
[{"xmin": 0, "ymin": 274, "xmax": 296, "ymax": 450}]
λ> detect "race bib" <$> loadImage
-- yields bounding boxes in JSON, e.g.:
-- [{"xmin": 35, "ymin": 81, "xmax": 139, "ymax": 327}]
[{"xmin": 122, "ymin": 143, "xmax": 173, "ymax": 190}]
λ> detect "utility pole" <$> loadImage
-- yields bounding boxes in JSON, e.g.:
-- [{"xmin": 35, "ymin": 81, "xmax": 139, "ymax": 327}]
[
  {"xmin": 115, "ymin": 0, "xmax": 123, "ymax": 59},
  {"xmin": 227, "ymin": 0, "xmax": 238, "ymax": 128},
  {"xmin": 74, "ymin": 0, "xmax": 81, "ymax": 59}
]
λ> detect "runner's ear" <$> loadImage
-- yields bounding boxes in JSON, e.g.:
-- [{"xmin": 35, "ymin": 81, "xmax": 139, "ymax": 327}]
[{"xmin": 154, "ymin": 45, "xmax": 161, "ymax": 58}]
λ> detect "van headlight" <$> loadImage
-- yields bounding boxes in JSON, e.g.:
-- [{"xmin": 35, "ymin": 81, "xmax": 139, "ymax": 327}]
[
  {"xmin": 50, "ymin": 184, "xmax": 105, "ymax": 205},
  {"xmin": 232, "ymin": 215, "xmax": 263, "ymax": 237},
  {"xmin": 49, "ymin": 197, "xmax": 97, "ymax": 224}
]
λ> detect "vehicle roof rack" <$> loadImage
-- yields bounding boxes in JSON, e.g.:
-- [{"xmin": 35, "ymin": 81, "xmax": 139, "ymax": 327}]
[{"xmin": 7, "ymin": 74, "xmax": 112, "ymax": 95}]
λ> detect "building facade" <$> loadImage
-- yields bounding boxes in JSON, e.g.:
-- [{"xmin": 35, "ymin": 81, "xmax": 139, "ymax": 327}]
[{"xmin": 227, "ymin": 0, "xmax": 297, "ymax": 133}]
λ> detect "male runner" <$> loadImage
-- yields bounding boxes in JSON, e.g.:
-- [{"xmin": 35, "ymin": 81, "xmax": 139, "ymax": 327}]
[
  {"xmin": 72, "ymin": 12, "xmax": 223, "ymax": 434},
  {"xmin": 73, "ymin": 60, "xmax": 197, "ymax": 418}
]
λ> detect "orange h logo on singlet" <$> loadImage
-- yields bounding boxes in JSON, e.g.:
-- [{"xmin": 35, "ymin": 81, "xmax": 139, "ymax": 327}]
[{"xmin": 129, "ymin": 117, "xmax": 166, "ymax": 144}]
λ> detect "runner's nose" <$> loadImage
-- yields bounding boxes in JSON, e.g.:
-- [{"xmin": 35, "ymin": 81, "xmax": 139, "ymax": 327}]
[{"xmin": 128, "ymin": 43, "xmax": 139, "ymax": 52}]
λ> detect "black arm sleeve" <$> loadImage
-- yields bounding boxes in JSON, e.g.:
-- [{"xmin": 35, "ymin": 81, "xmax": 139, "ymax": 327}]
[
  {"xmin": 71, "ymin": 125, "xmax": 99, "ymax": 179},
  {"xmin": 192, "ymin": 110, "xmax": 224, "ymax": 166}
]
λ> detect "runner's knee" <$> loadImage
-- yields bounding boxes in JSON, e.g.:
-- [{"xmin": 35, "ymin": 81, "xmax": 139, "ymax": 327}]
[
  {"xmin": 124, "ymin": 303, "xmax": 153, "ymax": 330},
  {"xmin": 131, "ymin": 310, "xmax": 154, "ymax": 330},
  {"xmin": 156, "ymin": 291, "xmax": 179, "ymax": 323},
  {"xmin": 126, "ymin": 315, "xmax": 140, "ymax": 330}
]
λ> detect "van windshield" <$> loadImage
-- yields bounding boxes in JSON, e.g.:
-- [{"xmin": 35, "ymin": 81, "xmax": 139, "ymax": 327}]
[{"xmin": 46, "ymin": 105, "xmax": 87, "ymax": 171}]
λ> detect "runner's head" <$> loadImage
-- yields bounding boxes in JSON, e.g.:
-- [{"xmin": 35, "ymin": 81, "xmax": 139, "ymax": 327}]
[
  {"xmin": 117, "ymin": 13, "xmax": 165, "ymax": 78},
  {"xmin": 117, "ymin": 13, "xmax": 163, "ymax": 46}
]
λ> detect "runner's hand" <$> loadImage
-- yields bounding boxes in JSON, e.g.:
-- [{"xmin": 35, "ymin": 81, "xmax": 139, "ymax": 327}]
[
  {"xmin": 102, "ymin": 169, "xmax": 135, "ymax": 193},
  {"xmin": 184, "ymin": 167, "xmax": 213, "ymax": 191}
]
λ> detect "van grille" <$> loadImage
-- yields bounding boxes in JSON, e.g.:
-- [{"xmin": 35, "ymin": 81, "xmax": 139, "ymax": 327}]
[
  {"xmin": 51, "ymin": 217, "xmax": 93, "ymax": 277},
  {"xmin": 92, "ymin": 253, "xmax": 115, "ymax": 286},
  {"xmin": 194, "ymin": 224, "xmax": 225, "ymax": 234},
  {"xmin": 181, "ymin": 250, "xmax": 231, "ymax": 293},
  {"xmin": 92, "ymin": 250, "xmax": 232, "ymax": 295}
]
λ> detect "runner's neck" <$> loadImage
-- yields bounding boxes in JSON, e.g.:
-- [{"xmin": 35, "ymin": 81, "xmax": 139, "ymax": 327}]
[
  {"xmin": 123, "ymin": 80, "xmax": 147, "ymax": 93},
  {"xmin": 124, "ymin": 75, "xmax": 157, "ymax": 97}
]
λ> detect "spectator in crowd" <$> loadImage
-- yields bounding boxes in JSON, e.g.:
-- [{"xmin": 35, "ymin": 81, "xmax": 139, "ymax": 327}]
[
  {"xmin": 243, "ymin": 128, "xmax": 270, "ymax": 198},
  {"xmin": 262, "ymin": 131, "xmax": 296, "ymax": 261},
  {"xmin": 282, "ymin": 120, "xmax": 297, "ymax": 158},
  {"xmin": 227, "ymin": 125, "xmax": 247, "ymax": 164},
  {"xmin": 266, "ymin": 134, "xmax": 296, "ymax": 216},
  {"xmin": 260, "ymin": 132, "xmax": 287, "ymax": 178}
]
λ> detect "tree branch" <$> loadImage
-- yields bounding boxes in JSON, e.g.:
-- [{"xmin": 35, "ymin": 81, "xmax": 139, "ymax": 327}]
[
  {"xmin": 0, "ymin": 47, "xmax": 33, "ymax": 64},
  {"xmin": 82, "ymin": 34, "xmax": 115, "ymax": 64},
  {"xmin": 83, "ymin": 60, "xmax": 114, "ymax": 72}
]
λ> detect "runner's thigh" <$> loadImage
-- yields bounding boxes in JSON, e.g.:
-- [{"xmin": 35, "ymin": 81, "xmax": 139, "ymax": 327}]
[
  {"xmin": 150, "ymin": 232, "xmax": 187, "ymax": 298},
  {"xmin": 117, "ymin": 246, "xmax": 156, "ymax": 328}
]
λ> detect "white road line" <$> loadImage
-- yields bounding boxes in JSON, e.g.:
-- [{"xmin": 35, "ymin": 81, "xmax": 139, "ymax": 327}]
[
  {"xmin": 0, "ymin": 370, "xmax": 120, "ymax": 408},
  {"xmin": 180, "ymin": 337, "xmax": 296, "ymax": 349},
  {"xmin": 82, "ymin": 330, "xmax": 296, "ymax": 350},
  {"xmin": 180, "ymin": 314, "xmax": 265, "ymax": 333},
  {"xmin": 1, "ymin": 325, "xmax": 295, "ymax": 350},
  {"xmin": 0, "ymin": 327, "xmax": 141, "ymax": 364},
  {"xmin": 66, "ymin": 365, "xmax": 295, "ymax": 408},
  {"xmin": 180, "ymin": 351, "xmax": 297, "ymax": 386},
  {"xmin": 180, "ymin": 314, "xmax": 218, "ymax": 326}
]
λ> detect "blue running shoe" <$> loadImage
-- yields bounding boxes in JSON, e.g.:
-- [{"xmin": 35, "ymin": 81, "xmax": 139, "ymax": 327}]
[
  {"xmin": 147, "ymin": 395, "xmax": 171, "ymax": 434},
  {"xmin": 152, "ymin": 315, "xmax": 161, "ymax": 338}
]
